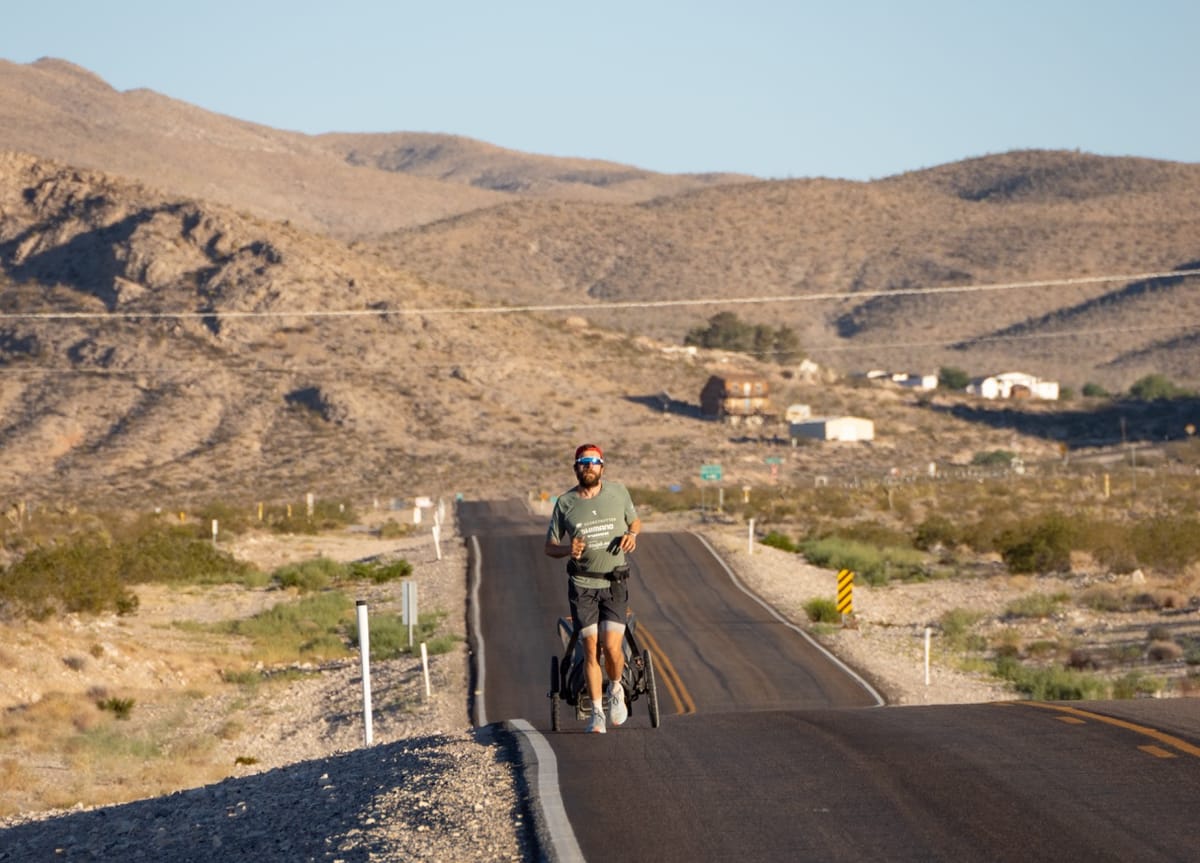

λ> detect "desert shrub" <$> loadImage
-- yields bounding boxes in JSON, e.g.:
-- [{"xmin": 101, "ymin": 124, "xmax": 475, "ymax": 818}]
[
  {"xmin": 913, "ymin": 515, "xmax": 959, "ymax": 551},
  {"xmin": 96, "ymin": 697, "xmax": 136, "ymax": 720},
  {"xmin": 1078, "ymin": 586, "xmax": 1132, "ymax": 612},
  {"xmin": 993, "ymin": 657, "xmax": 1106, "ymax": 700},
  {"xmin": 0, "ymin": 535, "xmax": 137, "ymax": 619},
  {"xmin": 833, "ymin": 521, "xmax": 913, "ymax": 550},
  {"xmin": 1111, "ymin": 672, "xmax": 1166, "ymax": 699},
  {"xmin": 997, "ymin": 512, "xmax": 1074, "ymax": 573},
  {"xmin": 218, "ymin": 592, "xmax": 355, "ymax": 664},
  {"xmin": 802, "ymin": 597, "xmax": 841, "ymax": 623},
  {"xmin": 1081, "ymin": 382, "xmax": 1110, "ymax": 398},
  {"xmin": 1129, "ymin": 515, "xmax": 1200, "ymax": 573},
  {"xmin": 263, "ymin": 499, "xmax": 357, "ymax": 534},
  {"xmin": 347, "ymin": 558, "xmax": 413, "ymax": 584},
  {"xmin": 122, "ymin": 526, "xmax": 256, "ymax": 585},
  {"xmin": 760, "ymin": 531, "xmax": 799, "ymax": 553},
  {"xmin": 799, "ymin": 536, "xmax": 926, "ymax": 586},
  {"xmin": 194, "ymin": 501, "xmax": 255, "ymax": 536},
  {"xmin": 1004, "ymin": 592, "xmax": 1069, "ymax": 620},
  {"xmin": 938, "ymin": 366, "xmax": 970, "ymax": 390},
  {"xmin": 376, "ymin": 520, "xmax": 411, "ymax": 539},
  {"xmin": 1146, "ymin": 641, "xmax": 1183, "ymax": 662},
  {"xmin": 972, "ymin": 450, "xmax": 1016, "ymax": 468},
  {"xmin": 939, "ymin": 607, "xmax": 984, "ymax": 647},
  {"xmin": 272, "ymin": 557, "xmax": 342, "ymax": 592},
  {"xmin": 1128, "ymin": 373, "xmax": 1193, "ymax": 401},
  {"xmin": 355, "ymin": 610, "xmax": 452, "ymax": 660}
]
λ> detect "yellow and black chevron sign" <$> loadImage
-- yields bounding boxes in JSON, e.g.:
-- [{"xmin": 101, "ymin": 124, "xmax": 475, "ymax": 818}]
[{"xmin": 836, "ymin": 568, "xmax": 854, "ymax": 615}]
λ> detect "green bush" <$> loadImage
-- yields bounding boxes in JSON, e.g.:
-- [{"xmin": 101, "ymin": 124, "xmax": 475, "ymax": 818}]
[
  {"xmin": 1129, "ymin": 515, "xmax": 1200, "ymax": 573},
  {"xmin": 914, "ymin": 515, "xmax": 959, "ymax": 550},
  {"xmin": 347, "ymin": 558, "xmax": 413, "ymax": 584},
  {"xmin": 997, "ymin": 512, "xmax": 1074, "ymax": 573},
  {"xmin": 220, "ymin": 592, "xmax": 355, "ymax": 663},
  {"xmin": 939, "ymin": 607, "xmax": 984, "ymax": 647},
  {"xmin": 938, "ymin": 366, "xmax": 970, "ymax": 390},
  {"xmin": 0, "ymin": 535, "xmax": 137, "ymax": 619},
  {"xmin": 272, "ymin": 557, "xmax": 342, "ymax": 592},
  {"xmin": 800, "ymin": 536, "xmax": 926, "ymax": 586},
  {"xmin": 1004, "ymin": 592, "xmax": 1069, "ymax": 620},
  {"xmin": 760, "ymin": 531, "xmax": 799, "ymax": 553},
  {"xmin": 993, "ymin": 657, "xmax": 1107, "ymax": 700},
  {"xmin": 1128, "ymin": 373, "xmax": 1193, "ymax": 401},
  {"xmin": 803, "ymin": 597, "xmax": 841, "ymax": 624},
  {"xmin": 971, "ymin": 450, "xmax": 1016, "ymax": 468}
]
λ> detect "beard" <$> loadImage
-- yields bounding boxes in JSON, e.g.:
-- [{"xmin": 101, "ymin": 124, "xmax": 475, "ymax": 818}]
[{"xmin": 577, "ymin": 469, "xmax": 601, "ymax": 489}]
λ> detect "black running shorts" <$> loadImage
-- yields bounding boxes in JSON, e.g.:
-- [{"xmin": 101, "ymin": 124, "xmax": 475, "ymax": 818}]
[{"xmin": 568, "ymin": 579, "xmax": 628, "ymax": 632}]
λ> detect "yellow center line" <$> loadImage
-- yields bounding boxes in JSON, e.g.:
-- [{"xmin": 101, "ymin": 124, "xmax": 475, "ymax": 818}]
[
  {"xmin": 638, "ymin": 623, "xmax": 697, "ymax": 715},
  {"xmin": 1022, "ymin": 702, "xmax": 1200, "ymax": 758}
]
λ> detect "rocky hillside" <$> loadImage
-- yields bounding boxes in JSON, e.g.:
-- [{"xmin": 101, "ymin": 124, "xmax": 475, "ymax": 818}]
[{"xmin": 2, "ymin": 58, "xmax": 1200, "ymax": 507}]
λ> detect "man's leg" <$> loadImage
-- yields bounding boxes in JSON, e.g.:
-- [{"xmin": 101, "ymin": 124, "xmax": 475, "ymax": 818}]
[
  {"xmin": 601, "ymin": 626, "xmax": 625, "ymax": 685},
  {"xmin": 581, "ymin": 630, "xmax": 603, "ymax": 703}
]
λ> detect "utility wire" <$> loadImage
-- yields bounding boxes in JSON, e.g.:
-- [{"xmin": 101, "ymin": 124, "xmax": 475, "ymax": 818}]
[{"xmin": 1, "ymin": 268, "xmax": 1198, "ymax": 321}]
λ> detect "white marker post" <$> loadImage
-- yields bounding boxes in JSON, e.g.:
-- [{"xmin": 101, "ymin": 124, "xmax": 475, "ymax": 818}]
[
  {"xmin": 402, "ymin": 580, "xmax": 418, "ymax": 647},
  {"xmin": 748, "ymin": 518, "xmax": 755, "ymax": 555},
  {"xmin": 432, "ymin": 523, "xmax": 442, "ymax": 561},
  {"xmin": 420, "ymin": 642, "xmax": 431, "ymax": 699},
  {"xmin": 924, "ymin": 626, "xmax": 932, "ymax": 686},
  {"xmin": 211, "ymin": 519, "xmax": 218, "ymax": 546},
  {"xmin": 357, "ymin": 601, "xmax": 374, "ymax": 744}
]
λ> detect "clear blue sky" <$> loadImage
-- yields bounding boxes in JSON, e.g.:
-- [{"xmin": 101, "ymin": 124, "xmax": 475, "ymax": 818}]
[{"xmin": 3, "ymin": 1, "xmax": 1196, "ymax": 180}]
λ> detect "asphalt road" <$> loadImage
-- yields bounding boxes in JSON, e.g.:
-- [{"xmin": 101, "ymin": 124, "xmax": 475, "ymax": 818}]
[{"xmin": 462, "ymin": 500, "xmax": 1200, "ymax": 862}]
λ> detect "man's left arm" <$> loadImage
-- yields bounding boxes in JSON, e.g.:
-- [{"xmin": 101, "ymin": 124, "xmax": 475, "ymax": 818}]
[{"xmin": 618, "ymin": 516, "xmax": 642, "ymax": 553}]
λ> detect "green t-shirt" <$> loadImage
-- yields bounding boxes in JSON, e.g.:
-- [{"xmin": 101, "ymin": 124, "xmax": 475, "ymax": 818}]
[{"xmin": 546, "ymin": 480, "xmax": 638, "ymax": 589}]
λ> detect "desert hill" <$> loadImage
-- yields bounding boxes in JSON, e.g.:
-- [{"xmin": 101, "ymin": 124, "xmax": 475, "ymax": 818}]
[
  {"xmin": 0, "ymin": 58, "xmax": 746, "ymax": 237},
  {"xmin": 2, "ymin": 57, "xmax": 1200, "ymax": 506}
]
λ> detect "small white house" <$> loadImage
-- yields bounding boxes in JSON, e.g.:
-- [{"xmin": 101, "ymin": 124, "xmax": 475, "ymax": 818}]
[
  {"xmin": 785, "ymin": 403, "xmax": 812, "ymax": 423},
  {"xmin": 864, "ymin": 370, "xmax": 938, "ymax": 390},
  {"xmin": 790, "ymin": 416, "xmax": 875, "ymax": 442},
  {"xmin": 968, "ymin": 372, "xmax": 1059, "ymax": 401}
]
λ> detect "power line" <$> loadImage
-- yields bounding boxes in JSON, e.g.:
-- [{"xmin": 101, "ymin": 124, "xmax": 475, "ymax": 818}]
[{"xmin": 1, "ymin": 267, "xmax": 1198, "ymax": 322}]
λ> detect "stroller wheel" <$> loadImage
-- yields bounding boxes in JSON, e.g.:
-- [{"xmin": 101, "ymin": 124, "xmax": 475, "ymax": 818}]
[
  {"xmin": 550, "ymin": 655, "xmax": 561, "ymax": 732},
  {"xmin": 644, "ymin": 650, "xmax": 661, "ymax": 729}
]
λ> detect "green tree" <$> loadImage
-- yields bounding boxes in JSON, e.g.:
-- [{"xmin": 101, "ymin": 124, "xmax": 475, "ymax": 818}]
[
  {"xmin": 1128, "ymin": 374, "xmax": 1192, "ymax": 401},
  {"xmin": 938, "ymin": 366, "xmax": 970, "ymax": 390},
  {"xmin": 685, "ymin": 313, "xmax": 804, "ymax": 365}
]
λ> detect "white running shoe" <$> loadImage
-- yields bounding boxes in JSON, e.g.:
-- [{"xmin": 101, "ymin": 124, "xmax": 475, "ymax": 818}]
[
  {"xmin": 586, "ymin": 708, "xmax": 606, "ymax": 734},
  {"xmin": 609, "ymin": 681, "xmax": 628, "ymax": 727}
]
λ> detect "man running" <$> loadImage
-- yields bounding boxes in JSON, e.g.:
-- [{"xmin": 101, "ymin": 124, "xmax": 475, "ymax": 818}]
[{"xmin": 545, "ymin": 444, "xmax": 642, "ymax": 733}]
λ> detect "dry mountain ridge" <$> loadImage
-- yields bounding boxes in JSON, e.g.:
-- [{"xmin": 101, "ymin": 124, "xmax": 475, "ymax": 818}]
[
  {"xmin": 0, "ymin": 58, "xmax": 748, "ymax": 237},
  {"xmin": 369, "ymin": 151, "xmax": 1200, "ymax": 390}
]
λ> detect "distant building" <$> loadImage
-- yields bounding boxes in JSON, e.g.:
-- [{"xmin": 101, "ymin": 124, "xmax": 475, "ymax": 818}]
[
  {"xmin": 785, "ymin": 403, "xmax": 812, "ymax": 423},
  {"xmin": 790, "ymin": 416, "xmax": 875, "ymax": 442},
  {"xmin": 967, "ymin": 372, "xmax": 1059, "ymax": 400},
  {"xmin": 700, "ymin": 374, "xmax": 771, "ymax": 423},
  {"xmin": 864, "ymin": 370, "xmax": 938, "ymax": 390}
]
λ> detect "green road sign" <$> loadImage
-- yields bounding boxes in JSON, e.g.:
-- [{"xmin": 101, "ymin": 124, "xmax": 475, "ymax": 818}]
[
  {"xmin": 764, "ymin": 456, "xmax": 783, "ymax": 465},
  {"xmin": 700, "ymin": 464, "xmax": 723, "ymax": 481}
]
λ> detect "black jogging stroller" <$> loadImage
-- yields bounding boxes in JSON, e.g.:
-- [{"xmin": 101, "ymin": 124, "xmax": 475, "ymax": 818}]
[{"xmin": 548, "ymin": 611, "xmax": 661, "ymax": 731}]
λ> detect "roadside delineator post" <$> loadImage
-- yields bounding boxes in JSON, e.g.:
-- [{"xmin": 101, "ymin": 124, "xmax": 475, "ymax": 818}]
[
  {"xmin": 357, "ymin": 600, "xmax": 374, "ymax": 745},
  {"xmin": 837, "ymin": 568, "xmax": 854, "ymax": 624}
]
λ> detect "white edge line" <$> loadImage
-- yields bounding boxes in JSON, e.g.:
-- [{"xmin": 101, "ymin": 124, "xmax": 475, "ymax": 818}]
[
  {"xmin": 689, "ymin": 531, "xmax": 886, "ymax": 707},
  {"xmin": 469, "ymin": 535, "xmax": 488, "ymax": 727},
  {"xmin": 506, "ymin": 719, "xmax": 587, "ymax": 863}
]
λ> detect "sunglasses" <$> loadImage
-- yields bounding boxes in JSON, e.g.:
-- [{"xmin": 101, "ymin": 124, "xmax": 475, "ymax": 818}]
[{"xmin": 574, "ymin": 457, "xmax": 604, "ymax": 467}]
